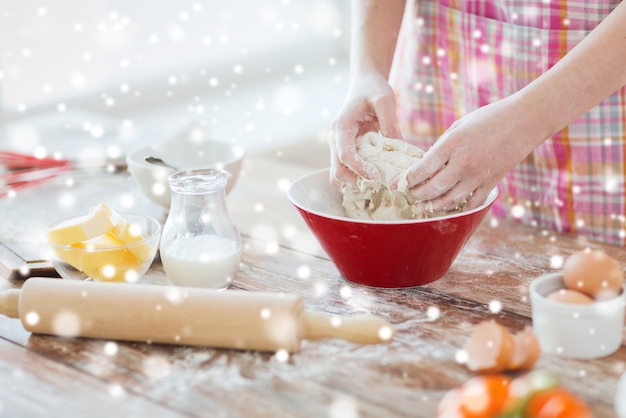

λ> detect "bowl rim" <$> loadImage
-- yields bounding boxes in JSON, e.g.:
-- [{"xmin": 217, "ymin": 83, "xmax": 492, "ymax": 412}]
[
  {"xmin": 287, "ymin": 168, "xmax": 499, "ymax": 225},
  {"xmin": 44, "ymin": 212, "xmax": 162, "ymax": 251},
  {"xmin": 125, "ymin": 138, "xmax": 245, "ymax": 170}
]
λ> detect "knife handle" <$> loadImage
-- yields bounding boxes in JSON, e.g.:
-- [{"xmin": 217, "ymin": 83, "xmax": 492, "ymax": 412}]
[{"xmin": 298, "ymin": 310, "xmax": 395, "ymax": 345}]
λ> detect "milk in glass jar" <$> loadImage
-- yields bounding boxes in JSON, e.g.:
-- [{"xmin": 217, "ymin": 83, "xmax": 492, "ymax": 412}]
[{"xmin": 160, "ymin": 169, "xmax": 241, "ymax": 290}]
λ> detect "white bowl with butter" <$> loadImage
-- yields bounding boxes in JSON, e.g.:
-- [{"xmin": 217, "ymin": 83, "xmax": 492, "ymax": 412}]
[{"xmin": 44, "ymin": 206, "xmax": 161, "ymax": 283}]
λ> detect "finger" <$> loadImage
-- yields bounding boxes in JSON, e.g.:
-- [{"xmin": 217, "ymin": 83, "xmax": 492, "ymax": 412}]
[
  {"xmin": 462, "ymin": 187, "xmax": 492, "ymax": 211},
  {"xmin": 330, "ymin": 162, "xmax": 359, "ymax": 188},
  {"xmin": 373, "ymin": 94, "xmax": 402, "ymax": 140},
  {"xmin": 335, "ymin": 129, "xmax": 380, "ymax": 182},
  {"xmin": 327, "ymin": 129, "xmax": 338, "ymax": 159},
  {"xmin": 403, "ymin": 161, "xmax": 457, "ymax": 202},
  {"xmin": 330, "ymin": 112, "xmax": 381, "ymax": 182},
  {"xmin": 328, "ymin": 139, "xmax": 354, "ymax": 187},
  {"xmin": 407, "ymin": 154, "xmax": 448, "ymax": 188},
  {"xmin": 427, "ymin": 187, "xmax": 489, "ymax": 214},
  {"xmin": 427, "ymin": 185, "xmax": 476, "ymax": 213}
]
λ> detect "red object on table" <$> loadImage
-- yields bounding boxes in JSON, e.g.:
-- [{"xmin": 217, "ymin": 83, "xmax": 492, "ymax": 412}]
[{"xmin": 0, "ymin": 151, "xmax": 71, "ymax": 197}]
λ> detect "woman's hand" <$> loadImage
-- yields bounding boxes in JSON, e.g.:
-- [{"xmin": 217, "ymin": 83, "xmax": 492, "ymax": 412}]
[
  {"xmin": 328, "ymin": 0, "xmax": 405, "ymax": 188},
  {"xmin": 400, "ymin": 0, "xmax": 626, "ymax": 212},
  {"xmin": 328, "ymin": 74, "xmax": 402, "ymax": 188},
  {"xmin": 398, "ymin": 96, "xmax": 544, "ymax": 211}
]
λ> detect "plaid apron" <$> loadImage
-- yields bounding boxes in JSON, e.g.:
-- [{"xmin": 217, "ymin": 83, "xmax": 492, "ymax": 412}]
[{"xmin": 390, "ymin": 0, "xmax": 626, "ymax": 245}]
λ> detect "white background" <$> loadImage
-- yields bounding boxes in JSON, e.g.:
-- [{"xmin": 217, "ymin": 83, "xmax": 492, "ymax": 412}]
[{"xmin": 0, "ymin": 0, "xmax": 351, "ymax": 154}]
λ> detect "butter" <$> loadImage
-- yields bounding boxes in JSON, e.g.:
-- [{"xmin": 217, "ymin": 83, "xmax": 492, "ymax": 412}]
[
  {"xmin": 48, "ymin": 203, "xmax": 155, "ymax": 282},
  {"xmin": 83, "ymin": 255, "xmax": 143, "ymax": 282},
  {"xmin": 47, "ymin": 205, "xmax": 115, "ymax": 245},
  {"xmin": 53, "ymin": 232, "xmax": 143, "ymax": 282},
  {"xmin": 98, "ymin": 203, "xmax": 154, "ymax": 261},
  {"xmin": 79, "ymin": 234, "xmax": 144, "ymax": 282}
]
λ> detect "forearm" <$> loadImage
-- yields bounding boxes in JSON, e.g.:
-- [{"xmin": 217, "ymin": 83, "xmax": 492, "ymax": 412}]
[
  {"xmin": 350, "ymin": 0, "xmax": 406, "ymax": 79},
  {"xmin": 514, "ymin": 1, "xmax": 626, "ymax": 146}
]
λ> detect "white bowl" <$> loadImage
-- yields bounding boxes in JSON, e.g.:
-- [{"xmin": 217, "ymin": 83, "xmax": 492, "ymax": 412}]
[
  {"xmin": 529, "ymin": 272, "xmax": 625, "ymax": 359},
  {"xmin": 126, "ymin": 135, "xmax": 245, "ymax": 208}
]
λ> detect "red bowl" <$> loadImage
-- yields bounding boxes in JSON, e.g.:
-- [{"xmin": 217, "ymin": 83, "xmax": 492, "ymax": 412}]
[{"xmin": 287, "ymin": 169, "xmax": 497, "ymax": 288}]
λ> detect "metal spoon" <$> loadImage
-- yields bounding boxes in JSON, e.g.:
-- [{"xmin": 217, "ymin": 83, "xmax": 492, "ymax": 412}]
[{"xmin": 144, "ymin": 156, "xmax": 179, "ymax": 170}]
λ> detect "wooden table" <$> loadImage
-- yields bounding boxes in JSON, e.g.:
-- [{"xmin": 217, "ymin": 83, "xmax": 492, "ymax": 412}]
[{"xmin": 0, "ymin": 141, "xmax": 624, "ymax": 417}]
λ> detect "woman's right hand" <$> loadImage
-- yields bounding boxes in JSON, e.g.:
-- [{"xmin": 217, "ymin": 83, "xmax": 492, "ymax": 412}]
[{"xmin": 328, "ymin": 73, "xmax": 403, "ymax": 188}]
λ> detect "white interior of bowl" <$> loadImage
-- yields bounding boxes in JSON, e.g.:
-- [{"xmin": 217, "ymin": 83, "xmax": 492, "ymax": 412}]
[
  {"xmin": 127, "ymin": 137, "xmax": 244, "ymax": 169},
  {"xmin": 126, "ymin": 134, "xmax": 245, "ymax": 207},
  {"xmin": 287, "ymin": 168, "xmax": 498, "ymax": 224}
]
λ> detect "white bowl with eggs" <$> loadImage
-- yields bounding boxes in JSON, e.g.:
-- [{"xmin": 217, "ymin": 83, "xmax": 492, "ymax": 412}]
[
  {"xmin": 529, "ymin": 249, "xmax": 625, "ymax": 359},
  {"xmin": 126, "ymin": 129, "xmax": 245, "ymax": 208}
]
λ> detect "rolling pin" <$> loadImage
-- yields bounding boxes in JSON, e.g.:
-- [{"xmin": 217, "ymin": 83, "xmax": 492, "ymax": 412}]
[{"xmin": 0, "ymin": 278, "xmax": 394, "ymax": 352}]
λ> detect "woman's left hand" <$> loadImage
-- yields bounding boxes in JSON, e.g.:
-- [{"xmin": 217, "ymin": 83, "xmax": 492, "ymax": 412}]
[{"xmin": 397, "ymin": 95, "xmax": 547, "ymax": 212}]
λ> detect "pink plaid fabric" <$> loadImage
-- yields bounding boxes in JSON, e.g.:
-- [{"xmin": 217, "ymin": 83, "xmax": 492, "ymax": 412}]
[{"xmin": 391, "ymin": 0, "xmax": 626, "ymax": 245}]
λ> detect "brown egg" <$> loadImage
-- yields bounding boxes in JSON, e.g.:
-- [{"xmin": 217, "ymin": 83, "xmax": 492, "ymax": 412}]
[
  {"xmin": 463, "ymin": 320, "xmax": 513, "ymax": 373},
  {"xmin": 508, "ymin": 325, "xmax": 541, "ymax": 371},
  {"xmin": 463, "ymin": 321, "xmax": 541, "ymax": 373},
  {"xmin": 562, "ymin": 249, "xmax": 624, "ymax": 299},
  {"xmin": 546, "ymin": 289, "xmax": 595, "ymax": 304}
]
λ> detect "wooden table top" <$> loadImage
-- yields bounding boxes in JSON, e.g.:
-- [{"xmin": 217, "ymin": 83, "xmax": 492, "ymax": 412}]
[{"xmin": 0, "ymin": 141, "xmax": 624, "ymax": 417}]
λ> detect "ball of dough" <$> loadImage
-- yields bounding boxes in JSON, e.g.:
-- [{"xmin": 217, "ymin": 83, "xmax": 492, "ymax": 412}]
[{"xmin": 340, "ymin": 132, "xmax": 464, "ymax": 220}]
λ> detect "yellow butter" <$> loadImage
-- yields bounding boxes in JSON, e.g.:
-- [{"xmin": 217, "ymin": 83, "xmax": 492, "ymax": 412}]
[
  {"xmin": 47, "ymin": 205, "xmax": 114, "ymax": 246},
  {"xmin": 81, "ymin": 247, "xmax": 143, "ymax": 283},
  {"xmin": 56, "ymin": 232, "xmax": 143, "ymax": 282},
  {"xmin": 72, "ymin": 232, "xmax": 133, "ymax": 269},
  {"xmin": 98, "ymin": 203, "xmax": 154, "ymax": 262},
  {"xmin": 112, "ymin": 222, "xmax": 154, "ymax": 262},
  {"xmin": 54, "ymin": 233, "xmax": 126, "ymax": 270},
  {"xmin": 49, "ymin": 202, "xmax": 154, "ymax": 282},
  {"xmin": 52, "ymin": 247, "xmax": 83, "ymax": 272}
]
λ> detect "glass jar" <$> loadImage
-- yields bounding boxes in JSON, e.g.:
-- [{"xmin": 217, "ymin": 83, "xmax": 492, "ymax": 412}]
[{"xmin": 160, "ymin": 169, "xmax": 241, "ymax": 290}]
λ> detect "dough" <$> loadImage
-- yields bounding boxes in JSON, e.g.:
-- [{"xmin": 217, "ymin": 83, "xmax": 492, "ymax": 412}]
[{"xmin": 341, "ymin": 132, "xmax": 463, "ymax": 220}]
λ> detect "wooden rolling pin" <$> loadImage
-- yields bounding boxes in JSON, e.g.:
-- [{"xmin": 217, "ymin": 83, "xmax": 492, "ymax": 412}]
[{"xmin": 0, "ymin": 278, "xmax": 394, "ymax": 352}]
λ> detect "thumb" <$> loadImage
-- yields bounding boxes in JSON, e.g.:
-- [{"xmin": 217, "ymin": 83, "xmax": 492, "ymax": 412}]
[{"xmin": 374, "ymin": 95, "xmax": 402, "ymax": 140}]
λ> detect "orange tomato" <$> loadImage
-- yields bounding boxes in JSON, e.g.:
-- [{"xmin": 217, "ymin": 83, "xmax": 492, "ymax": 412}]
[
  {"xmin": 438, "ymin": 375, "xmax": 513, "ymax": 418},
  {"xmin": 525, "ymin": 388, "xmax": 592, "ymax": 418},
  {"xmin": 460, "ymin": 375, "xmax": 512, "ymax": 417}
]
